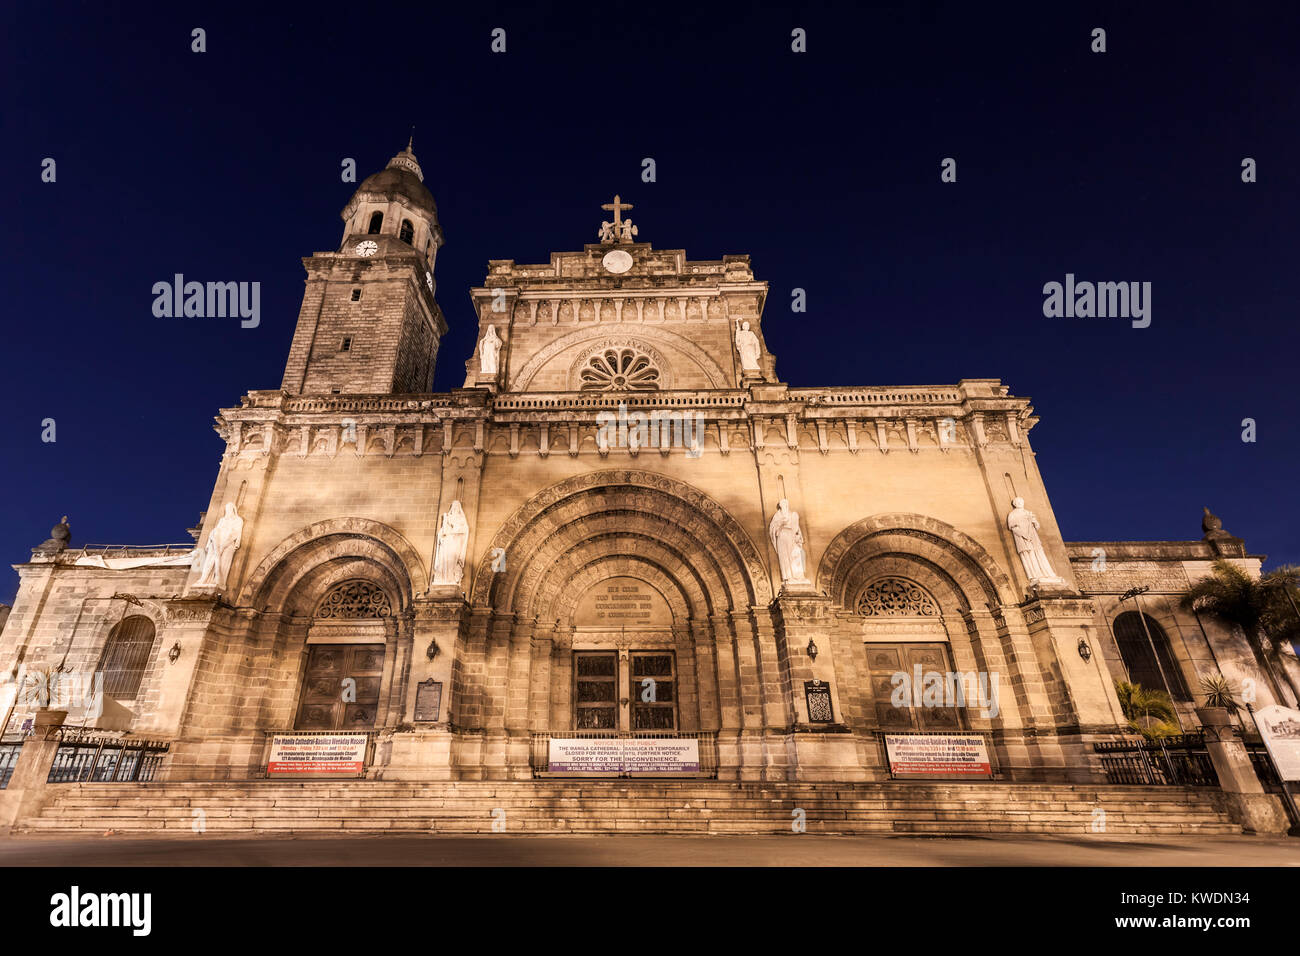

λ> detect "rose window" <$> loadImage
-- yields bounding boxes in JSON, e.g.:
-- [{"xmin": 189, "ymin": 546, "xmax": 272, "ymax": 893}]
[
  {"xmin": 579, "ymin": 348, "xmax": 661, "ymax": 391},
  {"xmin": 855, "ymin": 577, "xmax": 939, "ymax": 617}
]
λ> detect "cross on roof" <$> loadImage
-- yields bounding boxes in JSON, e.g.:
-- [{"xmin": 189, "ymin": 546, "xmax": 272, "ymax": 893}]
[{"xmin": 601, "ymin": 194, "xmax": 634, "ymax": 226}]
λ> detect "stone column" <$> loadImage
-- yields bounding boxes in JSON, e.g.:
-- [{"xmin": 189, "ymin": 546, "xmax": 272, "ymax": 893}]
[
  {"xmin": 672, "ymin": 624, "xmax": 701, "ymax": 732},
  {"xmin": 384, "ymin": 592, "xmax": 465, "ymax": 780},
  {"xmin": 708, "ymin": 614, "xmax": 743, "ymax": 779},
  {"xmin": 1202, "ymin": 708, "xmax": 1292, "ymax": 834},
  {"xmin": 528, "ymin": 622, "xmax": 555, "ymax": 733},
  {"xmin": 0, "ymin": 715, "xmax": 64, "ymax": 828},
  {"xmin": 549, "ymin": 626, "xmax": 574, "ymax": 731},
  {"xmin": 481, "ymin": 614, "xmax": 515, "ymax": 778},
  {"xmin": 689, "ymin": 620, "xmax": 721, "ymax": 733},
  {"xmin": 504, "ymin": 617, "xmax": 535, "ymax": 777},
  {"xmin": 770, "ymin": 592, "xmax": 865, "ymax": 781}
]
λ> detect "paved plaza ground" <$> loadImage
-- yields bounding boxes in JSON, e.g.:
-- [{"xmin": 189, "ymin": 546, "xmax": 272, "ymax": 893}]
[{"xmin": 2, "ymin": 832, "xmax": 1297, "ymax": 866}]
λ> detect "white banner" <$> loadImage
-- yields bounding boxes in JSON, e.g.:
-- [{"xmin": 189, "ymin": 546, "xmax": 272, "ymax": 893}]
[
  {"xmin": 884, "ymin": 732, "xmax": 992, "ymax": 778},
  {"xmin": 1254, "ymin": 705, "xmax": 1300, "ymax": 782},
  {"xmin": 547, "ymin": 737, "xmax": 700, "ymax": 773},
  {"xmin": 267, "ymin": 734, "xmax": 368, "ymax": 776}
]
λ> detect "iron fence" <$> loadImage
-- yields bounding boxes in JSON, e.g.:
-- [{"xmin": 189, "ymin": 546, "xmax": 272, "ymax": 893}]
[
  {"xmin": 1094, "ymin": 733, "xmax": 1282, "ymax": 789},
  {"xmin": 529, "ymin": 730, "xmax": 718, "ymax": 778},
  {"xmin": 46, "ymin": 729, "xmax": 170, "ymax": 783}
]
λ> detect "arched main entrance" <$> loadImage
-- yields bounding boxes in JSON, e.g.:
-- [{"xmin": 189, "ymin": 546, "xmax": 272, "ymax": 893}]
[{"xmin": 461, "ymin": 470, "xmax": 778, "ymax": 778}]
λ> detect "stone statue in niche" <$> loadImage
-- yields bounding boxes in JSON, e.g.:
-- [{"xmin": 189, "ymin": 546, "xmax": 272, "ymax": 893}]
[
  {"xmin": 479, "ymin": 325, "xmax": 502, "ymax": 375},
  {"xmin": 432, "ymin": 500, "xmax": 470, "ymax": 586},
  {"xmin": 1006, "ymin": 497, "xmax": 1062, "ymax": 584},
  {"xmin": 195, "ymin": 502, "xmax": 243, "ymax": 589},
  {"xmin": 768, "ymin": 499, "xmax": 810, "ymax": 586},
  {"xmin": 734, "ymin": 320, "xmax": 761, "ymax": 372}
]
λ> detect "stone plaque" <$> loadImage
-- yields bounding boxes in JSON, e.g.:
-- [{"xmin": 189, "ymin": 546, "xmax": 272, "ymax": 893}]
[
  {"xmin": 414, "ymin": 680, "xmax": 442, "ymax": 722},
  {"xmin": 573, "ymin": 576, "xmax": 672, "ymax": 627},
  {"xmin": 804, "ymin": 679, "xmax": 834, "ymax": 723}
]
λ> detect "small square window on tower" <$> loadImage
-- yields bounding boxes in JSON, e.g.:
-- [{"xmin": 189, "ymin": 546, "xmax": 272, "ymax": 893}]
[
  {"xmin": 350, "ymin": 288, "xmax": 362, "ymax": 302},
  {"xmin": 340, "ymin": 337, "xmax": 353, "ymax": 352}
]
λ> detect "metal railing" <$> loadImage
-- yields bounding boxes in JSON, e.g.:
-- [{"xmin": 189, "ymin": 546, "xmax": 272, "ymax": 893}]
[
  {"xmin": 46, "ymin": 729, "xmax": 170, "ymax": 784},
  {"xmin": 1092, "ymin": 733, "xmax": 1286, "ymax": 789},
  {"xmin": 529, "ymin": 730, "xmax": 718, "ymax": 778}
]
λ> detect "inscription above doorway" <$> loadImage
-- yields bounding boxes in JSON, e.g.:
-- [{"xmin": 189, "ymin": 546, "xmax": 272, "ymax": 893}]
[{"xmin": 573, "ymin": 577, "xmax": 673, "ymax": 628}]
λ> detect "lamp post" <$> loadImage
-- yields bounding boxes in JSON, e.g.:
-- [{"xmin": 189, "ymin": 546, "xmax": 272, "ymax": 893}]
[{"xmin": 1117, "ymin": 585, "xmax": 1184, "ymax": 733}]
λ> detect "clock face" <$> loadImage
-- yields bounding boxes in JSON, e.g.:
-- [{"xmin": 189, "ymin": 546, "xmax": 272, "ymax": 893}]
[
  {"xmin": 602, "ymin": 249, "xmax": 633, "ymax": 274},
  {"xmin": 355, "ymin": 240, "xmax": 378, "ymax": 258}
]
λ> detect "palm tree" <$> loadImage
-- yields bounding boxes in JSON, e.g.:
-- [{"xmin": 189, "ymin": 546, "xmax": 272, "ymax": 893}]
[
  {"xmin": 1113, "ymin": 680, "xmax": 1179, "ymax": 738},
  {"xmin": 1180, "ymin": 559, "xmax": 1300, "ymax": 704},
  {"xmin": 1261, "ymin": 564, "xmax": 1300, "ymax": 656}
]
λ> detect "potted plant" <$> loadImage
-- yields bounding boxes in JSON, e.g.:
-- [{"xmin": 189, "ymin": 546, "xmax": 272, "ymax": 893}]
[{"xmin": 1195, "ymin": 673, "xmax": 1239, "ymax": 729}]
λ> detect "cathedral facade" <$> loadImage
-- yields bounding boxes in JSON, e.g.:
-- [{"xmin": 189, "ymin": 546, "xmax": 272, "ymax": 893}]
[{"xmin": 4, "ymin": 143, "xmax": 1296, "ymax": 788}]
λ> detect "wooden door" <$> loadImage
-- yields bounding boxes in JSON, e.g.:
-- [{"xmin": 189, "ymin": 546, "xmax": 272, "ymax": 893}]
[
  {"xmin": 294, "ymin": 644, "xmax": 386, "ymax": 731},
  {"xmin": 865, "ymin": 643, "xmax": 963, "ymax": 732}
]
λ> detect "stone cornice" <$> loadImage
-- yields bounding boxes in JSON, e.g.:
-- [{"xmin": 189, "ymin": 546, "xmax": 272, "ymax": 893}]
[{"xmin": 211, "ymin": 380, "xmax": 1038, "ymax": 460}]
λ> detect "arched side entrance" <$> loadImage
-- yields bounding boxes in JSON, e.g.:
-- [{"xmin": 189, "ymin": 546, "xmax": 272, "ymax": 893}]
[
  {"xmin": 815, "ymin": 514, "xmax": 1068, "ymax": 779},
  {"xmin": 181, "ymin": 521, "xmax": 421, "ymax": 748}
]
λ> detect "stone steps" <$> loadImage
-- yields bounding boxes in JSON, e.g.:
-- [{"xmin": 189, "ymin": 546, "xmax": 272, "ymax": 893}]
[{"xmin": 19, "ymin": 779, "xmax": 1241, "ymax": 836}]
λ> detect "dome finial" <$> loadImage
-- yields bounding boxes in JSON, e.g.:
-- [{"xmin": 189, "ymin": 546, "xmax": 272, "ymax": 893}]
[{"xmin": 386, "ymin": 135, "xmax": 424, "ymax": 182}]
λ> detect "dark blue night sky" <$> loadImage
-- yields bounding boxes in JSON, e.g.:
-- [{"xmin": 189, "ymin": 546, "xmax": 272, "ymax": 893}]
[{"xmin": 2, "ymin": 1, "xmax": 1297, "ymax": 604}]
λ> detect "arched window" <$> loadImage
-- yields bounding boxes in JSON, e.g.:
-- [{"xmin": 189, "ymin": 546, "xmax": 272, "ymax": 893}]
[
  {"xmin": 367, "ymin": 211, "xmax": 383, "ymax": 235},
  {"xmin": 1112, "ymin": 611, "xmax": 1190, "ymax": 701},
  {"xmin": 399, "ymin": 219, "xmax": 414, "ymax": 244},
  {"xmin": 99, "ymin": 616, "xmax": 157, "ymax": 700}
]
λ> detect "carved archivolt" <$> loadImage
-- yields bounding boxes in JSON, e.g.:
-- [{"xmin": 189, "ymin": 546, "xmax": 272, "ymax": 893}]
[
  {"xmin": 855, "ymin": 577, "xmax": 940, "ymax": 617},
  {"xmin": 818, "ymin": 513, "xmax": 1016, "ymax": 609},
  {"xmin": 471, "ymin": 469, "xmax": 772, "ymax": 608}
]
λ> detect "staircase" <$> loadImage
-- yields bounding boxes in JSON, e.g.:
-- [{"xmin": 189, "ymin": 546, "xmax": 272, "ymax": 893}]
[{"xmin": 17, "ymin": 780, "xmax": 1243, "ymax": 836}]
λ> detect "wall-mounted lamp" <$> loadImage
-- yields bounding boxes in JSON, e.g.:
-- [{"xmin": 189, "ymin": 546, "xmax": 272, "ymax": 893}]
[
  {"xmin": 1077, "ymin": 639, "xmax": 1092, "ymax": 662},
  {"xmin": 168, "ymin": 642, "xmax": 182, "ymax": 663},
  {"xmin": 806, "ymin": 639, "xmax": 819, "ymax": 662},
  {"xmin": 426, "ymin": 639, "xmax": 439, "ymax": 661}
]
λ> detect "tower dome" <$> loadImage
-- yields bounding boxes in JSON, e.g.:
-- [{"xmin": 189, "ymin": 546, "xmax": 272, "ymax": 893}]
[{"xmin": 338, "ymin": 138, "xmax": 444, "ymax": 266}]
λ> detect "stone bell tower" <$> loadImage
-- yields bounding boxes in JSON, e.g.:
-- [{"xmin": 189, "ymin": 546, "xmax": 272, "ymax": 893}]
[{"xmin": 281, "ymin": 140, "xmax": 448, "ymax": 395}]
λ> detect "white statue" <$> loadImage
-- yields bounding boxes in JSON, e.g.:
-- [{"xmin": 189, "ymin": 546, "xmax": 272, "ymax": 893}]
[
  {"xmin": 598, "ymin": 221, "xmax": 615, "ymax": 242},
  {"xmin": 620, "ymin": 219, "xmax": 638, "ymax": 242},
  {"xmin": 735, "ymin": 320, "xmax": 761, "ymax": 371},
  {"xmin": 433, "ymin": 500, "xmax": 470, "ymax": 586},
  {"xmin": 195, "ymin": 502, "xmax": 243, "ymax": 589},
  {"xmin": 479, "ymin": 325, "xmax": 502, "ymax": 375},
  {"xmin": 1007, "ymin": 497, "xmax": 1061, "ymax": 583},
  {"xmin": 768, "ymin": 499, "xmax": 810, "ymax": 586}
]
